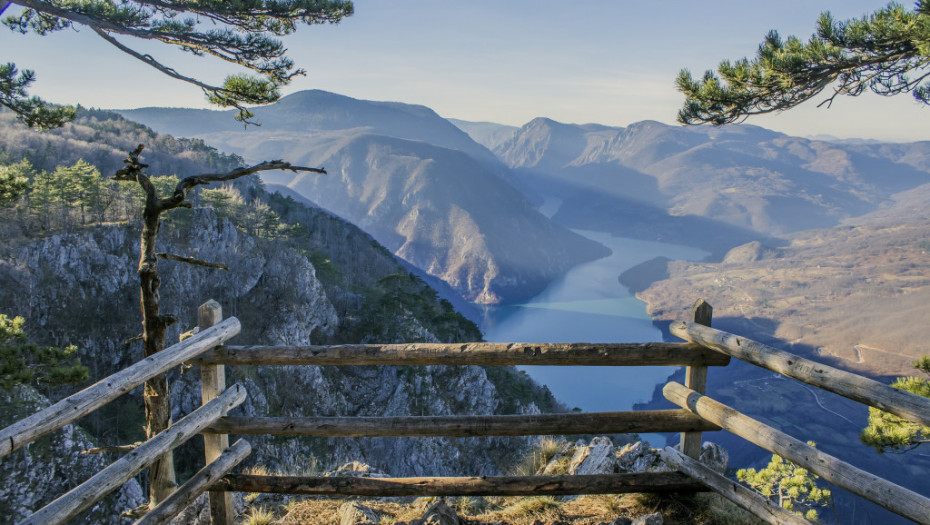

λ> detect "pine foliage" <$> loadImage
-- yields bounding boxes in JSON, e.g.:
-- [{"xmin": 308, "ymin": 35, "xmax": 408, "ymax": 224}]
[
  {"xmin": 0, "ymin": 313, "xmax": 88, "ymax": 390},
  {"xmin": 736, "ymin": 442, "xmax": 832, "ymax": 522},
  {"xmin": 678, "ymin": 1, "xmax": 930, "ymax": 125},
  {"xmin": 1, "ymin": 0, "xmax": 353, "ymax": 127},
  {"xmin": 0, "ymin": 158, "xmax": 30, "ymax": 205},
  {"xmin": 861, "ymin": 358, "xmax": 930, "ymax": 453}
]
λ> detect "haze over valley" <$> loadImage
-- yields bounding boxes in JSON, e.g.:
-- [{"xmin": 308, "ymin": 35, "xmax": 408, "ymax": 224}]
[{"xmin": 121, "ymin": 90, "xmax": 930, "ymax": 383}]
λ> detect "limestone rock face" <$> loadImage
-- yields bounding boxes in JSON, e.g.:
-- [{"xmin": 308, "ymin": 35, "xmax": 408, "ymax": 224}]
[
  {"xmin": 616, "ymin": 441, "xmax": 668, "ymax": 473},
  {"xmin": 568, "ymin": 437, "xmax": 617, "ymax": 475},
  {"xmin": 539, "ymin": 437, "xmax": 729, "ymax": 478},
  {"xmin": 0, "ymin": 209, "xmax": 548, "ymax": 519},
  {"xmin": 699, "ymin": 441, "xmax": 729, "ymax": 473},
  {"xmin": 632, "ymin": 512, "xmax": 664, "ymax": 525},
  {"xmin": 0, "ymin": 385, "xmax": 146, "ymax": 524}
]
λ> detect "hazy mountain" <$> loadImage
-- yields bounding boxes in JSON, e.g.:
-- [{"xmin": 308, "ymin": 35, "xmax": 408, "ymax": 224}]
[
  {"xmin": 258, "ymin": 131, "xmax": 608, "ymax": 303},
  {"xmin": 447, "ymin": 118, "xmax": 518, "ymax": 151},
  {"xmin": 495, "ymin": 117, "xmax": 930, "ymax": 239},
  {"xmin": 120, "ymin": 90, "xmax": 504, "ymax": 171},
  {"xmin": 117, "ymin": 91, "xmax": 608, "ymax": 303}
]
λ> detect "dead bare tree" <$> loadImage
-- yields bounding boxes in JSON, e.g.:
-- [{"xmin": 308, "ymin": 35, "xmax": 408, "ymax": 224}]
[{"xmin": 112, "ymin": 144, "xmax": 325, "ymax": 505}]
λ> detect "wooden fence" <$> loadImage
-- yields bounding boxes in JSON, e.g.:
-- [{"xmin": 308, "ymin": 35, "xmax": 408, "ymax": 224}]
[{"xmin": 2, "ymin": 299, "xmax": 929, "ymax": 524}]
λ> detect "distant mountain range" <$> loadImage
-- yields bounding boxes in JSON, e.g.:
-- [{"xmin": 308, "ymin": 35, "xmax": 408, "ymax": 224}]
[
  {"xmin": 119, "ymin": 90, "xmax": 930, "ymax": 302},
  {"xmin": 485, "ymin": 117, "xmax": 930, "ymax": 237},
  {"xmin": 120, "ymin": 91, "xmax": 607, "ymax": 303}
]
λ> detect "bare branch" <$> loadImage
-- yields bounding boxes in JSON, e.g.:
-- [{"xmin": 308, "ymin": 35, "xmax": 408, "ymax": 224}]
[
  {"xmin": 112, "ymin": 144, "xmax": 158, "ymax": 203},
  {"xmin": 156, "ymin": 252, "xmax": 230, "ymax": 271},
  {"xmin": 82, "ymin": 442, "xmax": 143, "ymax": 455},
  {"xmin": 123, "ymin": 333, "xmax": 143, "ymax": 345},
  {"xmin": 159, "ymin": 160, "xmax": 326, "ymax": 211}
]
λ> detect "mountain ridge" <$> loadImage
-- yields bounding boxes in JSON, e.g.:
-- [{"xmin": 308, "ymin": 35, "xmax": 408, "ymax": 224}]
[{"xmin": 118, "ymin": 91, "xmax": 610, "ymax": 304}]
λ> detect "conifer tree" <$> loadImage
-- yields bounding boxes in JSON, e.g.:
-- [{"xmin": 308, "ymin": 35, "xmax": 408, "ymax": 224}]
[
  {"xmin": 677, "ymin": 1, "xmax": 930, "ymax": 125},
  {"xmin": 736, "ymin": 442, "xmax": 832, "ymax": 522},
  {"xmin": 28, "ymin": 164, "xmax": 56, "ymax": 231},
  {"xmin": 0, "ymin": 313, "xmax": 88, "ymax": 391},
  {"xmin": 862, "ymin": 357, "xmax": 930, "ymax": 452},
  {"xmin": 1, "ymin": 0, "xmax": 353, "ymax": 128},
  {"xmin": 0, "ymin": 158, "xmax": 30, "ymax": 205}
]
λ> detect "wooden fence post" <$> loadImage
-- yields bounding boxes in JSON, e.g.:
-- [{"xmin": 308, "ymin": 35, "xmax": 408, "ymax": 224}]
[
  {"xmin": 680, "ymin": 299, "xmax": 712, "ymax": 458},
  {"xmin": 199, "ymin": 300, "xmax": 234, "ymax": 525}
]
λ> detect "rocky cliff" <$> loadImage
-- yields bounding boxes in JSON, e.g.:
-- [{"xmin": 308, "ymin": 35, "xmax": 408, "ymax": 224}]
[{"xmin": 0, "ymin": 208, "xmax": 559, "ymax": 522}]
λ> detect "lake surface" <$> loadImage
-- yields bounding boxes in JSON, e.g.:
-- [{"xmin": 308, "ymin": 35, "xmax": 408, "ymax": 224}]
[{"xmin": 480, "ymin": 229, "xmax": 708, "ymax": 419}]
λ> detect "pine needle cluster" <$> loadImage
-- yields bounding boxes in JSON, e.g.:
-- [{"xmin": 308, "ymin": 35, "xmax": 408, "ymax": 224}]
[
  {"xmin": 861, "ymin": 357, "xmax": 930, "ymax": 453},
  {"xmin": 0, "ymin": 313, "xmax": 88, "ymax": 390},
  {"xmin": 1, "ymin": 0, "xmax": 354, "ymax": 128},
  {"xmin": 678, "ymin": 1, "xmax": 930, "ymax": 125},
  {"xmin": 736, "ymin": 442, "xmax": 832, "ymax": 522}
]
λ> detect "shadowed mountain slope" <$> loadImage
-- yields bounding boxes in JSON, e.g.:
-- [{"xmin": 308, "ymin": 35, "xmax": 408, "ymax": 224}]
[
  {"xmin": 117, "ymin": 91, "xmax": 608, "ymax": 303},
  {"xmin": 259, "ymin": 132, "xmax": 608, "ymax": 303},
  {"xmin": 494, "ymin": 118, "xmax": 930, "ymax": 238}
]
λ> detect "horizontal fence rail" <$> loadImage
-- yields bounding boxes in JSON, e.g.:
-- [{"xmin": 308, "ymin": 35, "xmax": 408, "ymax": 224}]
[
  {"xmin": 0, "ymin": 317, "xmax": 241, "ymax": 459},
  {"xmin": 197, "ymin": 341, "xmax": 730, "ymax": 367},
  {"xmin": 135, "ymin": 439, "xmax": 251, "ymax": 525},
  {"xmin": 664, "ymin": 381, "xmax": 930, "ymax": 525},
  {"xmin": 671, "ymin": 320, "xmax": 930, "ymax": 429},
  {"xmin": 216, "ymin": 472, "xmax": 705, "ymax": 497},
  {"xmin": 204, "ymin": 409, "xmax": 720, "ymax": 437},
  {"xmin": 21, "ymin": 384, "xmax": 247, "ymax": 525}
]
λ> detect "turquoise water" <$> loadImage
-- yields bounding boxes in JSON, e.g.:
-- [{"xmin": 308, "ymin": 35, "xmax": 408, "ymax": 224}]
[{"xmin": 480, "ymin": 230, "xmax": 708, "ymax": 416}]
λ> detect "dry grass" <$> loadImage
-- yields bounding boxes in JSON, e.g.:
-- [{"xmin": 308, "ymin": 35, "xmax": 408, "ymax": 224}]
[
  {"xmin": 242, "ymin": 505, "xmax": 276, "ymax": 525},
  {"xmin": 257, "ymin": 491, "xmax": 760, "ymax": 525},
  {"xmin": 511, "ymin": 437, "xmax": 569, "ymax": 476}
]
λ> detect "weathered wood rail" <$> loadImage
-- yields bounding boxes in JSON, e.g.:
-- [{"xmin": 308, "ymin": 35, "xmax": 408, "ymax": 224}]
[{"xmin": 3, "ymin": 298, "xmax": 929, "ymax": 525}]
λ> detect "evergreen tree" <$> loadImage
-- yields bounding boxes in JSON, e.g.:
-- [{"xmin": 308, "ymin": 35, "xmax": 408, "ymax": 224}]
[
  {"xmin": 1, "ymin": 0, "xmax": 353, "ymax": 128},
  {"xmin": 677, "ymin": 1, "xmax": 930, "ymax": 125},
  {"xmin": 0, "ymin": 313, "xmax": 88, "ymax": 391},
  {"xmin": 736, "ymin": 442, "xmax": 832, "ymax": 522},
  {"xmin": 862, "ymin": 357, "xmax": 930, "ymax": 452},
  {"xmin": 0, "ymin": 158, "xmax": 31, "ymax": 205},
  {"xmin": 28, "ymin": 165, "xmax": 57, "ymax": 231},
  {"xmin": 50, "ymin": 162, "xmax": 82, "ymax": 230},
  {"xmin": 72, "ymin": 159, "xmax": 113, "ymax": 224}
]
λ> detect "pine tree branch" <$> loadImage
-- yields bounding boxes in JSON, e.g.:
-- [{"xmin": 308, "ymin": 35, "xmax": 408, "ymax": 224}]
[
  {"xmin": 90, "ymin": 27, "xmax": 221, "ymax": 94},
  {"xmin": 9, "ymin": 0, "xmax": 294, "ymax": 78},
  {"xmin": 156, "ymin": 252, "xmax": 230, "ymax": 271}
]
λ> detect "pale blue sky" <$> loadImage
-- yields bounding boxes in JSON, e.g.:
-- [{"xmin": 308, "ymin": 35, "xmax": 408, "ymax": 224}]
[{"xmin": 3, "ymin": 1, "xmax": 927, "ymax": 141}]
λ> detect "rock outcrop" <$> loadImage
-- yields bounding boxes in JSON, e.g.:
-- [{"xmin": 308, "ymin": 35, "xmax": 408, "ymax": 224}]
[
  {"xmin": 0, "ymin": 385, "xmax": 146, "ymax": 524},
  {"xmin": 0, "ymin": 210, "xmax": 549, "ymax": 521}
]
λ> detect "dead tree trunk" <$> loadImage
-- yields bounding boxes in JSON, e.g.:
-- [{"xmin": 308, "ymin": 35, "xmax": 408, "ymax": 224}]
[{"xmin": 113, "ymin": 145, "xmax": 324, "ymax": 507}]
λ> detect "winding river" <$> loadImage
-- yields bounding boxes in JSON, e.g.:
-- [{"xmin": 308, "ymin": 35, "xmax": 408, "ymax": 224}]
[{"xmin": 479, "ymin": 229, "xmax": 707, "ymax": 419}]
